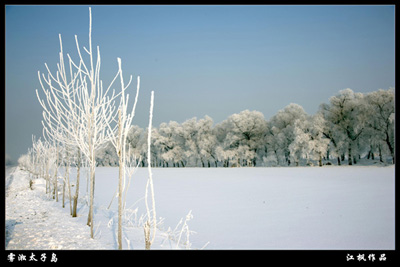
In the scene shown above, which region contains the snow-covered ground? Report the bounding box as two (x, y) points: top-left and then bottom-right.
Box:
(6, 167), (106, 249)
(5, 165), (395, 250)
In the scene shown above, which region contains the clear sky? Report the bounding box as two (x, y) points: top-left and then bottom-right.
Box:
(5, 5), (395, 163)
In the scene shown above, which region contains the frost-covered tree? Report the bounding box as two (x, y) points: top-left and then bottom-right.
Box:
(308, 113), (330, 166)
(30, 136), (43, 179)
(126, 125), (145, 164)
(96, 141), (119, 166)
(46, 143), (58, 200)
(139, 127), (159, 167)
(365, 88), (395, 163)
(199, 133), (218, 167)
(289, 113), (330, 166)
(154, 121), (185, 167)
(179, 118), (201, 167)
(224, 110), (267, 166)
(268, 103), (308, 166)
(40, 124), (73, 211)
(214, 120), (232, 167)
(320, 89), (368, 165)
(177, 116), (215, 167)
(102, 57), (140, 250)
(289, 118), (312, 166)
(263, 123), (280, 166)
(197, 116), (218, 167)
(144, 91), (156, 249)
(38, 140), (55, 198)
(71, 146), (83, 217)
(18, 151), (34, 174)
(319, 106), (347, 165)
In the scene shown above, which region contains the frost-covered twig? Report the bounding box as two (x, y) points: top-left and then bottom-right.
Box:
(199, 241), (210, 250)
(163, 210), (198, 249)
(176, 210), (192, 249)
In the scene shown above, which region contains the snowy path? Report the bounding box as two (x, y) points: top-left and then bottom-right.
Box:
(5, 166), (185, 250)
(6, 167), (107, 249)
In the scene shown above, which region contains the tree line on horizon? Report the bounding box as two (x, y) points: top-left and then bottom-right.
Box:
(94, 87), (394, 168)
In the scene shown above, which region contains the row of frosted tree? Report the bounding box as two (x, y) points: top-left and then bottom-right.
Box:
(18, 8), (157, 250)
(95, 88), (394, 168)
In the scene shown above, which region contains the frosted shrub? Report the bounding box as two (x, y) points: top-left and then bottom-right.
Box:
(164, 210), (196, 249)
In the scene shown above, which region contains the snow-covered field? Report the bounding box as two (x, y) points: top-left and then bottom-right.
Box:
(5, 165), (395, 250)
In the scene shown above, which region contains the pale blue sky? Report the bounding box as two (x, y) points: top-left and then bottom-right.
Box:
(5, 5), (395, 162)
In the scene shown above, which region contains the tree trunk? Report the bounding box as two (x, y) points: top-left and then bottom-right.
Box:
(118, 154), (123, 250)
(144, 221), (151, 250)
(45, 175), (49, 194)
(371, 145), (375, 160)
(54, 144), (59, 202)
(72, 148), (81, 218)
(62, 177), (65, 208)
(64, 148), (72, 215)
(46, 160), (50, 195)
(385, 131), (394, 164)
(66, 165), (72, 215)
(62, 148), (66, 208)
(274, 150), (280, 166)
(87, 151), (95, 239)
(118, 110), (123, 250)
(89, 164), (95, 238)
(348, 145), (353, 165)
